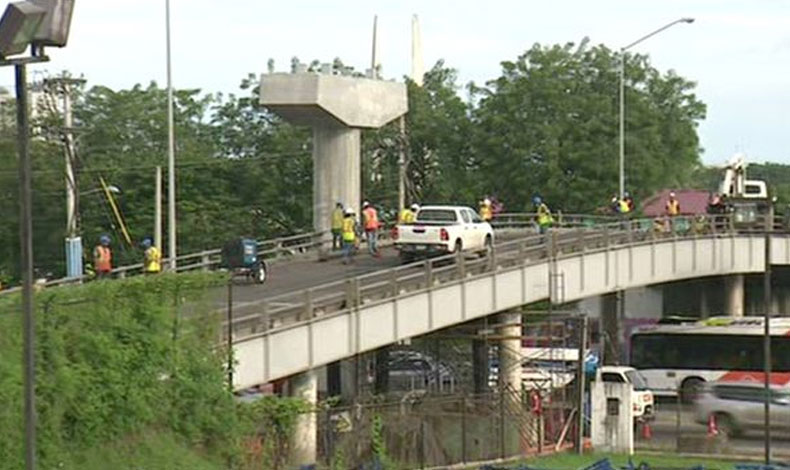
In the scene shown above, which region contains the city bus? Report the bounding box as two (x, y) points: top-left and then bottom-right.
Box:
(629, 316), (790, 401)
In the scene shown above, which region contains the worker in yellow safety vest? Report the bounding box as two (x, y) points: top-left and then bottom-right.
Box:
(534, 196), (553, 234)
(331, 202), (344, 250)
(665, 191), (680, 216)
(142, 237), (161, 274)
(399, 203), (419, 224)
(341, 207), (357, 264)
(479, 198), (493, 222)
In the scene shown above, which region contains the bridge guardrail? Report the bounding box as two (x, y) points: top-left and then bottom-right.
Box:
(0, 231), (326, 296)
(0, 212), (617, 296)
(226, 213), (782, 341)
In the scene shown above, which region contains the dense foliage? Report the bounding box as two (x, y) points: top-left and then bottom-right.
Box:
(0, 273), (310, 469)
(0, 39), (711, 283)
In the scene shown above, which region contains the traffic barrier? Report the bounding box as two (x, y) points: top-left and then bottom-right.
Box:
(640, 421), (653, 440)
(706, 413), (718, 437)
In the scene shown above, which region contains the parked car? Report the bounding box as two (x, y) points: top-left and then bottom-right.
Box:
(693, 381), (790, 437)
(387, 349), (455, 392)
(394, 205), (494, 263)
(595, 365), (655, 422)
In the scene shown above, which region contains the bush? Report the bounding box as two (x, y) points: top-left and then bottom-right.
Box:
(0, 273), (243, 469)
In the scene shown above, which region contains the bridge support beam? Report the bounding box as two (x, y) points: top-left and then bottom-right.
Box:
(497, 312), (522, 395)
(725, 274), (745, 317)
(290, 370), (317, 467)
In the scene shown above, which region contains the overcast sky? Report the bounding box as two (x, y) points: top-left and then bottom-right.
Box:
(3, 0), (789, 165)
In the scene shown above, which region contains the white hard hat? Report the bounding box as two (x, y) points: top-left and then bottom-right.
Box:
(410, 203), (420, 211)
(669, 191), (676, 198)
(484, 198), (491, 205)
(362, 201), (370, 207)
(344, 207), (354, 215)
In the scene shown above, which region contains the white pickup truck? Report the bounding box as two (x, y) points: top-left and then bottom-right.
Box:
(394, 205), (494, 263)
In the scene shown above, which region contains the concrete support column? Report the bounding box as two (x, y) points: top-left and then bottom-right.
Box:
(290, 370), (318, 467)
(601, 293), (621, 365)
(699, 282), (710, 319)
(313, 127), (361, 256)
(472, 338), (489, 394)
(497, 312), (522, 395)
(374, 346), (389, 395)
(725, 274), (745, 317)
(327, 361), (341, 398)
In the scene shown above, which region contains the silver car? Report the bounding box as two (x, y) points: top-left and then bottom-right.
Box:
(694, 381), (790, 437)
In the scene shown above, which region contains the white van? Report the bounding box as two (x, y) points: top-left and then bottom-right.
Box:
(596, 365), (655, 421)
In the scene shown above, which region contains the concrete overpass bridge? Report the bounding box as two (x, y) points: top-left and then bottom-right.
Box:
(225, 216), (790, 465)
(229, 218), (790, 390)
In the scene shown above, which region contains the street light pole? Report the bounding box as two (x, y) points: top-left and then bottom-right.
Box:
(16, 60), (36, 470)
(618, 17), (694, 199)
(165, 0), (176, 270)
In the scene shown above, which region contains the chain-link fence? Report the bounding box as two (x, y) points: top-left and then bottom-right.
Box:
(315, 387), (579, 469)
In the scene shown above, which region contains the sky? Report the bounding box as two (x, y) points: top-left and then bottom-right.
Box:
(2, 0), (789, 165)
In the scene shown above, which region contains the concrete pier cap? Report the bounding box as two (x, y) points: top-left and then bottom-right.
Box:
(259, 71), (408, 256)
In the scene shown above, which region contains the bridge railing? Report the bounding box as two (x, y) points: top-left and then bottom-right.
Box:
(0, 231), (325, 296)
(226, 213), (782, 341)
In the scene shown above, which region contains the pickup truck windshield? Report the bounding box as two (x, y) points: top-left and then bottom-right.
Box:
(416, 209), (458, 223)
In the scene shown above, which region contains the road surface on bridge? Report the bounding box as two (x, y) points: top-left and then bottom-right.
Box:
(214, 230), (541, 313)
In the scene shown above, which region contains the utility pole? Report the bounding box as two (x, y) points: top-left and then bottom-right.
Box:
(398, 116), (406, 212)
(165, 0), (177, 270)
(45, 74), (85, 278)
(155, 166), (162, 253)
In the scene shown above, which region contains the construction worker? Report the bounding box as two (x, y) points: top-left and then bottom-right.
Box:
(666, 191), (681, 232)
(623, 191), (635, 212)
(362, 201), (381, 257)
(399, 203), (419, 224)
(142, 237), (161, 274)
(479, 198), (493, 222)
(341, 207), (357, 264)
(93, 234), (112, 279)
(666, 191), (681, 216)
(534, 196), (553, 234)
(331, 202), (344, 251)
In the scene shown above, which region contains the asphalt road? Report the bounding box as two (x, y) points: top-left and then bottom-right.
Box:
(213, 229), (551, 315)
(638, 402), (790, 459)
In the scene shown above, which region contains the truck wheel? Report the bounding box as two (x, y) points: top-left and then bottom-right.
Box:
(481, 235), (493, 258)
(254, 262), (267, 284)
(714, 412), (740, 438)
(680, 377), (704, 403)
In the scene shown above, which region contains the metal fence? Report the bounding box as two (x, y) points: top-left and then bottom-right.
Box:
(316, 388), (561, 469)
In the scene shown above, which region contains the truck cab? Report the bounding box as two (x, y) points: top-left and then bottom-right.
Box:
(595, 365), (654, 421)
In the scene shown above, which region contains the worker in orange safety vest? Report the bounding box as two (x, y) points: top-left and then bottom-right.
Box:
(362, 201), (381, 257)
(93, 234), (113, 279)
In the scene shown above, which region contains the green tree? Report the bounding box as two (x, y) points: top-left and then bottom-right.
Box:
(472, 40), (706, 212)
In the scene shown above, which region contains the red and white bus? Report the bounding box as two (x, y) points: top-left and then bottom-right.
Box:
(629, 316), (790, 400)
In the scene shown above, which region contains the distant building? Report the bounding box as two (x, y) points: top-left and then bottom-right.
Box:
(641, 189), (710, 217)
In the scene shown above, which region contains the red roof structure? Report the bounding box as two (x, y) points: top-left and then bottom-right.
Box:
(641, 189), (711, 217)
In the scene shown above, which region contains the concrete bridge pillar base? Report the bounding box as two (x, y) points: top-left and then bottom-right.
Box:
(497, 312), (522, 395)
(313, 127), (361, 257)
(725, 274), (745, 317)
(290, 370), (318, 467)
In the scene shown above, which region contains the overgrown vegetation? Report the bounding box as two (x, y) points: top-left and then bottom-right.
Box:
(0, 273), (308, 470)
